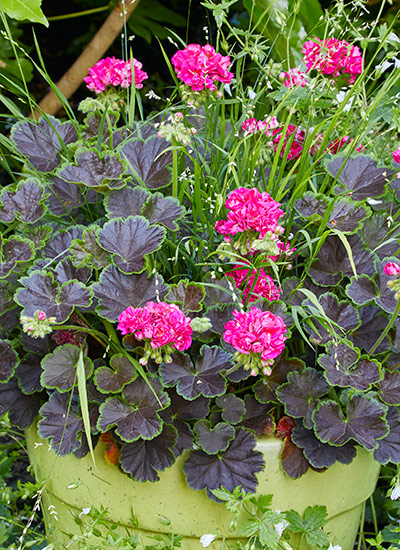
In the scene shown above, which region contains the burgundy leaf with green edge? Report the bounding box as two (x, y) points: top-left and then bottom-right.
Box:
(38, 392), (84, 455)
(45, 226), (85, 261)
(240, 395), (275, 436)
(47, 176), (85, 216)
(203, 278), (236, 308)
(194, 420), (235, 454)
(58, 148), (128, 192)
(327, 198), (370, 233)
(105, 187), (150, 219)
(0, 379), (42, 429)
(326, 155), (392, 200)
(304, 292), (360, 345)
(15, 355), (42, 394)
(83, 111), (119, 140)
(350, 306), (390, 354)
(92, 265), (168, 322)
(360, 213), (400, 259)
(160, 346), (231, 400)
(97, 216), (165, 274)
(11, 116), (78, 172)
(142, 193), (185, 231)
(345, 274), (377, 306)
(295, 193), (326, 220)
(15, 271), (93, 323)
(70, 227), (109, 270)
(166, 280), (205, 313)
(376, 370), (400, 405)
(23, 226), (52, 251)
(120, 424), (177, 482)
(281, 277), (325, 307)
(254, 355), (305, 404)
(216, 394), (245, 424)
(374, 406), (400, 464)
(319, 342), (382, 390)
(280, 436), (310, 479)
(313, 392), (388, 449)
(55, 257), (91, 286)
(0, 339), (19, 383)
(204, 304), (236, 336)
(40, 344), (93, 393)
(97, 377), (169, 442)
(0, 179), (47, 223)
(276, 368), (330, 428)
(94, 354), (137, 394)
(291, 425), (356, 469)
(118, 137), (173, 189)
(183, 428), (265, 501)
(0, 236), (34, 279)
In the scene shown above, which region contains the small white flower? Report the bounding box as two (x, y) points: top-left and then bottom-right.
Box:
(248, 88), (257, 100)
(200, 534), (217, 547)
(79, 507), (91, 518)
(274, 519), (289, 537)
(390, 484), (400, 500)
(328, 544), (342, 550)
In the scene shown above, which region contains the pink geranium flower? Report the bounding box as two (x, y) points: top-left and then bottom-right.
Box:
(392, 148), (400, 164)
(384, 262), (400, 276)
(279, 68), (308, 88)
(84, 56), (148, 93)
(227, 265), (281, 303)
(272, 124), (306, 160)
(241, 116), (279, 137)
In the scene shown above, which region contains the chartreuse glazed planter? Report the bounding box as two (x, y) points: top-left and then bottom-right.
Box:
(25, 423), (380, 550)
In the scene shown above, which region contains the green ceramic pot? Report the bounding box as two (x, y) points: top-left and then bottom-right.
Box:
(25, 423), (380, 550)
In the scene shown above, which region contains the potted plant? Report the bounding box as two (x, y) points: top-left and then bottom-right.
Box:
(1, 12), (400, 550)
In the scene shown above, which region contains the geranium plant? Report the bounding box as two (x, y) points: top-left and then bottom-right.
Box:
(1, 8), (400, 505)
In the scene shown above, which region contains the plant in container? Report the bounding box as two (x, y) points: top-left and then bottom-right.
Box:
(1, 5), (400, 549)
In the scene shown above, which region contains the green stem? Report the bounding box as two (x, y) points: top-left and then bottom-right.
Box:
(47, 5), (111, 21)
(369, 298), (400, 355)
(172, 137), (179, 199)
(103, 319), (120, 346)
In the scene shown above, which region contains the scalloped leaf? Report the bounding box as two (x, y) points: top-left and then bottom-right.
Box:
(254, 355), (305, 404)
(70, 227), (109, 270)
(47, 176), (85, 216)
(277, 368), (330, 428)
(295, 193), (326, 220)
(97, 377), (169, 442)
(105, 187), (150, 219)
(0, 379), (42, 429)
(373, 406), (400, 464)
(160, 346), (231, 400)
(327, 198), (370, 233)
(118, 137), (173, 189)
(15, 270), (92, 323)
(216, 394), (245, 424)
(11, 116), (78, 172)
(15, 355), (42, 394)
(291, 425), (357, 468)
(360, 213), (400, 259)
(183, 428), (264, 501)
(166, 280), (205, 313)
(376, 370), (400, 405)
(38, 392), (84, 455)
(0, 236), (34, 279)
(58, 148), (127, 192)
(97, 216), (165, 274)
(24, 226), (52, 250)
(45, 226), (85, 261)
(55, 257), (91, 286)
(319, 342), (382, 390)
(240, 395), (275, 436)
(313, 392), (388, 449)
(195, 420), (235, 454)
(326, 155), (392, 200)
(94, 354), (137, 394)
(350, 306), (390, 354)
(92, 265), (168, 321)
(0, 340), (19, 383)
(41, 344), (93, 392)
(142, 193), (185, 231)
(0, 179), (47, 223)
(203, 278), (236, 308)
(120, 424), (177, 482)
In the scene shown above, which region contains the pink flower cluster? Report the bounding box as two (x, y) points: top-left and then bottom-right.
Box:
(279, 68), (308, 89)
(393, 148), (400, 164)
(227, 265), (281, 303)
(241, 116), (279, 137)
(117, 301), (192, 364)
(384, 262), (400, 276)
(84, 56), (148, 94)
(171, 44), (234, 91)
(272, 124), (306, 160)
(223, 307), (286, 375)
(215, 187), (284, 239)
(302, 37), (363, 84)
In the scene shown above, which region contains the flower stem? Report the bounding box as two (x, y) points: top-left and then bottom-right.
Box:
(172, 137), (179, 199)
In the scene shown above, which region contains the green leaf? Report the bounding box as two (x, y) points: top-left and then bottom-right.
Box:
(76, 348), (96, 470)
(0, 0), (48, 26)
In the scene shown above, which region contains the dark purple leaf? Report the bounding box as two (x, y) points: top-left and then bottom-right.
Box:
(92, 265), (168, 321)
(183, 428), (265, 501)
(295, 193), (326, 219)
(327, 199), (369, 233)
(70, 227), (109, 270)
(346, 275), (377, 306)
(120, 424), (177, 482)
(216, 394), (245, 424)
(47, 176), (85, 216)
(15, 270), (93, 323)
(326, 155), (392, 200)
(0, 339), (18, 382)
(83, 112), (118, 140)
(119, 137), (173, 189)
(254, 355), (305, 404)
(54, 257), (91, 285)
(105, 187), (149, 219)
(0, 378), (41, 429)
(58, 148), (127, 192)
(281, 436), (310, 479)
(142, 193), (185, 231)
(11, 116), (78, 172)
(374, 407), (400, 464)
(41, 344), (93, 392)
(0, 281), (18, 325)
(169, 420), (194, 457)
(292, 425), (357, 468)
(94, 354), (137, 394)
(205, 304), (236, 337)
(112, 123), (157, 147)
(282, 277), (325, 307)
(45, 226), (85, 261)
(313, 392), (388, 449)
(240, 395), (275, 436)
(350, 306), (390, 353)
(194, 420), (235, 454)
(0, 236), (34, 279)
(97, 216), (165, 274)
(319, 342), (382, 390)
(167, 280), (205, 313)
(24, 226), (52, 250)
(97, 377), (169, 442)
(160, 346), (231, 400)
(0, 179), (46, 223)
(203, 278), (235, 308)
(376, 370), (400, 405)
(15, 354), (42, 394)
(162, 390), (210, 421)
(277, 368), (330, 428)
(38, 392), (83, 455)
(360, 213), (400, 259)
